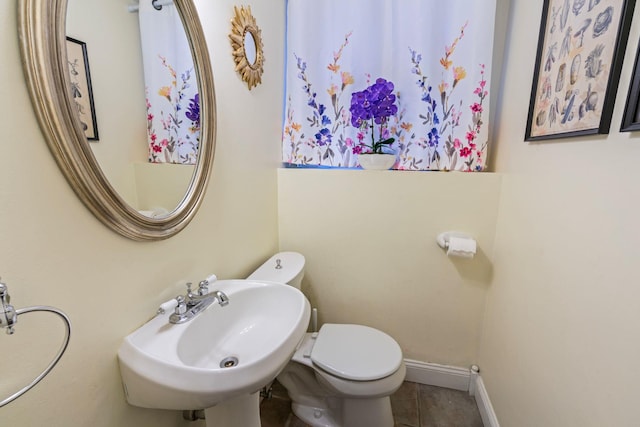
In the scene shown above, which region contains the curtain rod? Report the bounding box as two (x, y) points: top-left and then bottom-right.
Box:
(128, 0), (174, 13)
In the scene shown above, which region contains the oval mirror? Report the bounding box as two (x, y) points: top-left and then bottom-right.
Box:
(18, 0), (216, 241)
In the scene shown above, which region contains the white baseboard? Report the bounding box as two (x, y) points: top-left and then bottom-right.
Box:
(472, 375), (500, 427)
(403, 359), (499, 427)
(404, 359), (470, 391)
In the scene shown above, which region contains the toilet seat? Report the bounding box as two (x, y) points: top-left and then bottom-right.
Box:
(310, 324), (403, 381)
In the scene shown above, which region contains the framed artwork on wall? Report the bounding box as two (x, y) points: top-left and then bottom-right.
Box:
(66, 37), (99, 141)
(621, 38), (640, 132)
(525, 0), (636, 141)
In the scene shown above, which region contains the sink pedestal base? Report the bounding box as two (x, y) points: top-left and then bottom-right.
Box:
(204, 392), (261, 427)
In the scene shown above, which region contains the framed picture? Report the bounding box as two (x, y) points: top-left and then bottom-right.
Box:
(621, 38), (640, 132)
(66, 37), (99, 141)
(525, 0), (635, 141)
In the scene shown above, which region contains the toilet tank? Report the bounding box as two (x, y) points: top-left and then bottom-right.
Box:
(247, 252), (305, 289)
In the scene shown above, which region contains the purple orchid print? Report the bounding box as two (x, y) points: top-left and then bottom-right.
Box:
(349, 78), (399, 154)
(185, 93), (200, 130)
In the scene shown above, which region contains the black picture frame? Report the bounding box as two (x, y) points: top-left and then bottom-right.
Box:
(66, 37), (99, 141)
(525, 0), (636, 141)
(620, 39), (640, 132)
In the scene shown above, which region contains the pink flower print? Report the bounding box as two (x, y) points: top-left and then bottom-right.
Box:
(466, 131), (476, 143)
(459, 147), (472, 158)
(345, 137), (354, 147)
(450, 108), (462, 126)
(160, 138), (169, 147)
(454, 138), (462, 149)
(341, 109), (350, 123)
(150, 132), (157, 142)
(471, 103), (483, 113)
(147, 113), (154, 121)
(357, 132), (365, 142)
(151, 143), (162, 153)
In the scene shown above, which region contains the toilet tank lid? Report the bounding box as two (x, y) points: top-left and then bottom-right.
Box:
(246, 252), (305, 284)
(311, 324), (403, 381)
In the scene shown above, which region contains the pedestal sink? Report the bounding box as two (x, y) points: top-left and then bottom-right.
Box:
(118, 279), (310, 427)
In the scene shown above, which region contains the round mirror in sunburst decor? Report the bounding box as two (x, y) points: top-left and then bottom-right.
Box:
(229, 5), (264, 90)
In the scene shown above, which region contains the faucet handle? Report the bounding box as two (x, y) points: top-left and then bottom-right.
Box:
(168, 296), (188, 324)
(197, 280), (209, 296)
(174, 296), (187, 315)
(185, 282), (194, 298)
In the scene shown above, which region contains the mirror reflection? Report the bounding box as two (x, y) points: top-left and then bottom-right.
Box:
(244, 31), (257, 66)
(66, 0), (198, 218)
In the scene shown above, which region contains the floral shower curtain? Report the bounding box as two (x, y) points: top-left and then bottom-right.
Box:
(283, 0), (497, 171)
(139, 1), (199, 164)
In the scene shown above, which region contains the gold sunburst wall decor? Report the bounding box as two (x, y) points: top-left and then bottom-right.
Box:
(229, 5), (264, 90)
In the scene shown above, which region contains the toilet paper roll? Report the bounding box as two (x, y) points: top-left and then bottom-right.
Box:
(447, 236), (477, 258)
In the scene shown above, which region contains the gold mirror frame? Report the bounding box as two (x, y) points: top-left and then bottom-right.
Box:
(229, 5), (264, 90)
(18, 0), (216, 241)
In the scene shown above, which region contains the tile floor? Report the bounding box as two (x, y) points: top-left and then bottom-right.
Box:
(260, 380), (484, 427)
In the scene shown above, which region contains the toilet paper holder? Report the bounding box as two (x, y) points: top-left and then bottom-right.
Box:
(436, 231), (475, 250)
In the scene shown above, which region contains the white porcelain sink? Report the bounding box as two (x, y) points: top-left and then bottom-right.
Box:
(118, 279), (310, 414)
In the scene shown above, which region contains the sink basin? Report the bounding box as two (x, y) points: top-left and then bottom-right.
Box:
(118, 279), (310, 411)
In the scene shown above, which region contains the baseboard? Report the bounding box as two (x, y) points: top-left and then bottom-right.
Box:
(403, 359), (499, 427)
(472, 375), (500, 427)
(403, 359), (470, 391)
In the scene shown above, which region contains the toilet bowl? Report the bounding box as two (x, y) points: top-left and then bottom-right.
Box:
(247, 252), (406, 427)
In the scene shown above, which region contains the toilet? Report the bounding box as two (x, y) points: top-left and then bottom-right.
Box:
(247, 252), (406, 427)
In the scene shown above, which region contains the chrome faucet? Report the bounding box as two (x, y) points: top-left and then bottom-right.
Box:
(169, 279), (229, 324)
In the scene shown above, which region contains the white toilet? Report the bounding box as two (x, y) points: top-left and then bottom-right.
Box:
(247, 252), (406, 427)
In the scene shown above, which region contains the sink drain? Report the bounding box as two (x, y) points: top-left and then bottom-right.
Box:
(220, 356), (238, 368)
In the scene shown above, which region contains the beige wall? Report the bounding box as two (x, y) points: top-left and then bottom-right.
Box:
(0, 0), (284, 426)
(278, 169), (502, 366)
(480, 1), (640, 426)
